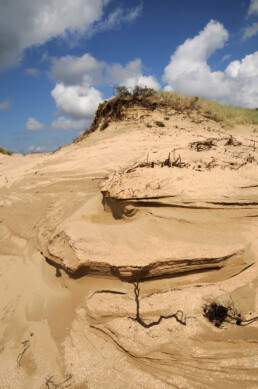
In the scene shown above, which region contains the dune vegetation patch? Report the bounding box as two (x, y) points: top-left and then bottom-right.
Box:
(75, 86), (258, 143)
(0, 146), (13, 155)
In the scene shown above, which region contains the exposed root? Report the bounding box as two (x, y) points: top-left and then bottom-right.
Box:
(131, 276), (191, 328)
(203, 301), (258, 328)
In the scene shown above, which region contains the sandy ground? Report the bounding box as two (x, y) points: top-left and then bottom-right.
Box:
(0, 104), (258, 388)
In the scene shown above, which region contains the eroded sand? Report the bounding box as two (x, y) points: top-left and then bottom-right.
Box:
(0, 104), (257, 388)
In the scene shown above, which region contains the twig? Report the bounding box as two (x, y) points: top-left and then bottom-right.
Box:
(45, 374), (73, 389)
(17, 340), (30, 367)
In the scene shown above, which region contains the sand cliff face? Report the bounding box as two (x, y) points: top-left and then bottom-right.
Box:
(0, 100), (257, 388)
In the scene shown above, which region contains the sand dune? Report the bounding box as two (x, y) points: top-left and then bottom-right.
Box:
(0, 97), (257, 388)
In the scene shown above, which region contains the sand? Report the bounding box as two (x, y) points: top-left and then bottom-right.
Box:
(0, 102), (257, 388)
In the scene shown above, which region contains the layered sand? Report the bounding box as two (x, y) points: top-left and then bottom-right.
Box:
(0, 101), (257, 388)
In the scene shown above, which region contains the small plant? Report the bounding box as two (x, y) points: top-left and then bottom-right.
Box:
(155, 121), (165, 127)
(0, 147), (13, 155)
(164, 117), (169, 120)
(146, 123), (152, 128)
(100, 120), (109, 131)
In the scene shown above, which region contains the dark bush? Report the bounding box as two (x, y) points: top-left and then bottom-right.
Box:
(132, 85), (157, 98)
(155, 121), (165, 127)
(203, 303), (228, 327)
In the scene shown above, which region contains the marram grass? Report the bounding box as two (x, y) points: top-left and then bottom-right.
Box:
(158, 91), (258, 127)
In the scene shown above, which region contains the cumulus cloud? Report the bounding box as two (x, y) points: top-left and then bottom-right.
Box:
(163, 20), (258, 108)
(243, 22), (258, 40)
(50, 54), (105, 86)
(25, 117), (44, 131)
(248, 0), (258, 16)
(51, 83), (103, 119)
(0, 0), (142, 71)
(51, 116), (90, 131)
(0, 99), (11, 110)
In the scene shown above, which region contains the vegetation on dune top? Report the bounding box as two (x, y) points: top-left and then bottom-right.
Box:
(0, 146), (13, 155)
(75, 85), (258, 142)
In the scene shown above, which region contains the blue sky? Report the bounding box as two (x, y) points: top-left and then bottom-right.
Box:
(0, 0), (258, 154)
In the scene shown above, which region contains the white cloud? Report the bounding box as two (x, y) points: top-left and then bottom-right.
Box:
(163, 20), (258, 108)
(51, 83), (103, 119)
(50, 54), (105, 85)
(25, 117), (44, 131)
(0, 99), (11, 110)
(51, 116), (90, 131)
(248, 0), (258, 16)
(243, 22), (258, 40)
(0, 0), (142, 71)
(25, 68), (40, 76)
(0, 0), (108, 70)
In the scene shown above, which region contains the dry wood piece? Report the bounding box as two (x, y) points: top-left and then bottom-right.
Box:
(190, 138), (216, 152)
(125, 152), (188, 173)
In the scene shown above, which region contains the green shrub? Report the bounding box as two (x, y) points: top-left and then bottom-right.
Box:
(113, 85), (157, 98)
(132, 85), (157, 97)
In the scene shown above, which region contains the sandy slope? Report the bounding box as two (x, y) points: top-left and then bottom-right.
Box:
(0, 103), (257, 388)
